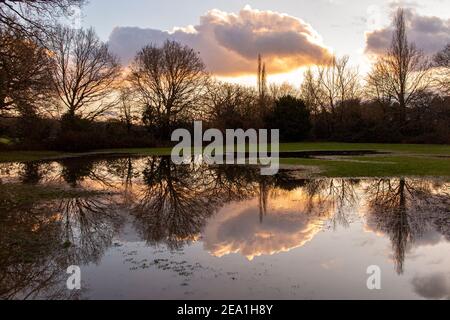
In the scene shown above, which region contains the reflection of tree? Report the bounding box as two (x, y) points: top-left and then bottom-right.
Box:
(104, 157), (140, 206)
(57, 196), (123, 265)
(0, 183), (123, 299)
(303, 179), (359, 228)
(19, 162), (42, 184)
(7, 155), (449, 297)
(365, 178), (450, 274)
(210, 164), (260, 201)
(0, 203), (75, 299)
(19, 162), (56, 185)
(132, 157), (230, 249)
(213, 164), (273, 223)
(59, 157), (119, 189)
(60, 158), (95, 187)
(132, 157), (332, 248)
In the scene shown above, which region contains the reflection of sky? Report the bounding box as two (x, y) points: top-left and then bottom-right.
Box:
(3, 158), (450, 299)
(203, 189), (330, 260)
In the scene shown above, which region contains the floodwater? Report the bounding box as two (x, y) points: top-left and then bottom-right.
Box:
(0, 155), (449, 300)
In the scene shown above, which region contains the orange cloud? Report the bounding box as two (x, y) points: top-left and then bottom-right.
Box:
(108, 6), (332, 76)
(202, 189), (331, 260)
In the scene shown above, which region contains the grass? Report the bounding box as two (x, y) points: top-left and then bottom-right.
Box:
(280, 155), (450, 178)
(0, 142), (448, 177)
(279, 142), (450, 155)
(0, 137), (12, 145)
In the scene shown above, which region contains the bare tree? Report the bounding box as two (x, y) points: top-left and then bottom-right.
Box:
(268, 82), (299, 100)
(366, 9), (431, 122)
(130, 40), (208, 139)
(299, 68), (321, 114)
(0, 0), (85, 40)
(49, 26), (121, 121)
(256, 54), (270, 124)
(433, 44), (450, 96)
(204, 80), (257, 130)
(0, 27), (54, 117)
(118, 86), (139, 133)
(301, 55), (360, 115)
(300, 55), (360, 134)
(257, 54), (267, 99)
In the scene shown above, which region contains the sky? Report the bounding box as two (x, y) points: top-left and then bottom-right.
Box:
(79, 0), (450, 86)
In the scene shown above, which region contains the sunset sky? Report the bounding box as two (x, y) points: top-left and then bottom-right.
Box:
(80, 0), (450, 86)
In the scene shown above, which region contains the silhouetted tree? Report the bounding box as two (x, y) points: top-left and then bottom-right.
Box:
(49, 26), (121, 122)
(0, 0), (85, 41)
(130, 40), (208, 140)
(256, 54), (270, 126)
(269, 82), (299, 100)
(366, 9), (431, 124)
(265, 95), (311, 141)
(0, 27), (53, 118)
(118, 86), (139, 133)
(433, 44), (450, 95)
(204, 81), (257, 130)
(300, 55), (360, 135)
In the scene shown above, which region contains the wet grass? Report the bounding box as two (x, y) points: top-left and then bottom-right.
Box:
(94, 143), (450, 177)
(279, 142), (450, 155)
(0, 142), (448, 177)
(281, 155), (450, 178)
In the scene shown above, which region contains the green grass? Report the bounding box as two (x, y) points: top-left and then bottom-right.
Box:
(111, 143), (450, 177)
(0, 142), (448, 177)
(280, 155), (450, 178)
(279, 142), (450, 155)
(106, 142), (450, 156)
(0, 137), (12, 145)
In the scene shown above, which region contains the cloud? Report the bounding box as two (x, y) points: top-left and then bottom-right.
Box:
(108, 6), (332, 76)
(411, 273), (450, 299)
(365, 7), (450, 56)
(202, 189), (331, 260)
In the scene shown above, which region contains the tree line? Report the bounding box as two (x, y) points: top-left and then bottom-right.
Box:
(1, 3), (449, 151)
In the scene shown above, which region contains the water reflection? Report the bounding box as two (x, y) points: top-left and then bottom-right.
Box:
(365, 179), (450, 274)
(57, 196), (123, 264)
(203, 190), (330, 260)
(0, 156), (449, 299)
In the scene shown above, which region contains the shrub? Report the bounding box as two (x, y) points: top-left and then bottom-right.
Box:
(265, 95), (311, 142)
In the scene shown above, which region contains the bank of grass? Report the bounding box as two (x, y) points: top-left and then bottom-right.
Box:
(0, 142), (448, 177)
(280, 155), (450, 178)
(279, 142), (450, 155)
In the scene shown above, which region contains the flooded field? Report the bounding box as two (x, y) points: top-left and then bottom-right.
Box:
(0, 155), (449, 300)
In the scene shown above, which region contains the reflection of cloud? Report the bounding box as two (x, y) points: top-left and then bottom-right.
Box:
(202, 189), (329, 260)
(108, 6), (332, 75)
(413, 228), (443, 247)
(411, 273), (450, 300)
(365, 7), (450, 55)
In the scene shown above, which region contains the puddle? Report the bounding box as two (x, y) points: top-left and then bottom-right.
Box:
(0, 155), (449, 299)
